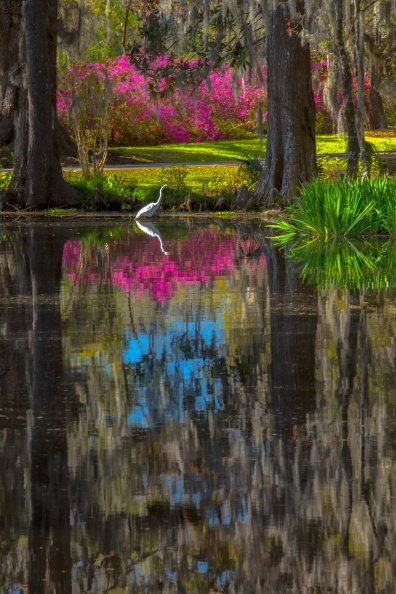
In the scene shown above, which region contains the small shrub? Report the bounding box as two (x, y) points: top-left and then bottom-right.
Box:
(58, 62), (115, 177)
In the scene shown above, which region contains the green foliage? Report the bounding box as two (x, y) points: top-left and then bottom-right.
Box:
(67, 172), (130, 203)
(281, 237), (396, 290)
(131, 186), (160, 203)
(99, 164), (240, 205)
(271, 177), (396, 240)
(316, 110), (334, 134)
(0, 173), (12, 192)
(317, 156), (347, 180)
(59, 0), (139, 61)
(370, 177), (396, 235)
(160, 166), (188, 198)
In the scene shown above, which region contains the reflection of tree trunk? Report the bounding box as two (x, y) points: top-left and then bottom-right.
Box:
(27, 226), (72, 594)
(338, 304), (360, 552)
(358, 313), (375, 593)
(0, 228), (33, 552)
(261, 240), (318, 437)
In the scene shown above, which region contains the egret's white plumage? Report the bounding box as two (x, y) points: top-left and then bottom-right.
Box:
(135, 184), (168, 219)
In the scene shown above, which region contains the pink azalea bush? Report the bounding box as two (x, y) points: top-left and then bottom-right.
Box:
(58, 55), (266, 145)
(57, 56), (373, 147)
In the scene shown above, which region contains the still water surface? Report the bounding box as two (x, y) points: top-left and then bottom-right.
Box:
(0, 218), (396, 593)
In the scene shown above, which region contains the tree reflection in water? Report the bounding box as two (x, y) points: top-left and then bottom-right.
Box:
(0, 220), (395, 592)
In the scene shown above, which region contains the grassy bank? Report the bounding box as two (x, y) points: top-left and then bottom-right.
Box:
(2, 133), (396, 212)
(112, 132), (396, 164)
(91, 133), (396, 207)
(63, 164), (243, 211)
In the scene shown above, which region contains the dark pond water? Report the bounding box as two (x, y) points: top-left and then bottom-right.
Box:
(0, 218), (396, 593)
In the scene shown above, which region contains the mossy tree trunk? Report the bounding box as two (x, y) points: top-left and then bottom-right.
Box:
(334, 0), (360, 182)
(0, 0), (21, 146)
(368, 66), (387, 130)
(254, 2), (317, 207)
(354, 0), (370, 178)
(1, 0), (79, 209)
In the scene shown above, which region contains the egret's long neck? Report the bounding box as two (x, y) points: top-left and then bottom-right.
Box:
(156, 186), (166, 205)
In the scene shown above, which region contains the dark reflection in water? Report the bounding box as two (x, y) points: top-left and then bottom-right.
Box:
(0, 219), (396, 593)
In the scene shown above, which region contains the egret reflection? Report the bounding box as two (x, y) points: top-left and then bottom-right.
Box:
(135, 220), (170, 255)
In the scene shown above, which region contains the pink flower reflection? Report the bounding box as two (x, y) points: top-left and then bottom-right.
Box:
(63, 229), (265, 302)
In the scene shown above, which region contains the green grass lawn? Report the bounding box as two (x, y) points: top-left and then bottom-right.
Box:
(114, 138), (265, 163)
(128, 164), (241, 193)
(62, 132), (396, 207)
(65, 165), (242, 203)
(113, 133), (396, 164)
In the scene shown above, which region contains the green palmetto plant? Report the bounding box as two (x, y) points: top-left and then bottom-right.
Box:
(270, 177), (396, 241)
(370, 176), (396, 236)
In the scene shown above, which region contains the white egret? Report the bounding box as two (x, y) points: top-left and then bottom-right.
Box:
(135, 184), (168, 219)
(135, 220), (170, 255)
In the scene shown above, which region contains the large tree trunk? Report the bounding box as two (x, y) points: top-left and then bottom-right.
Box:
(254, 3), (317, 206)
(1, 0), (80, 209)
(0, 0), (21, 146)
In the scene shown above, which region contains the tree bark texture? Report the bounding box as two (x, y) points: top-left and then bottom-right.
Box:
(354, 0), (370, 178)
(1, 0), (79, 209)
(334, 0), (360, 181)
(254, 3), (317, 206)
(0, 0), (22, 146)
(368, 66), (387, 130)
(24, 0), (62, 207)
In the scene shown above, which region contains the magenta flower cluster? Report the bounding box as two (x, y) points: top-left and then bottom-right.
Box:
(58, 55), (267, 145)
(57, 56), (372, 145)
